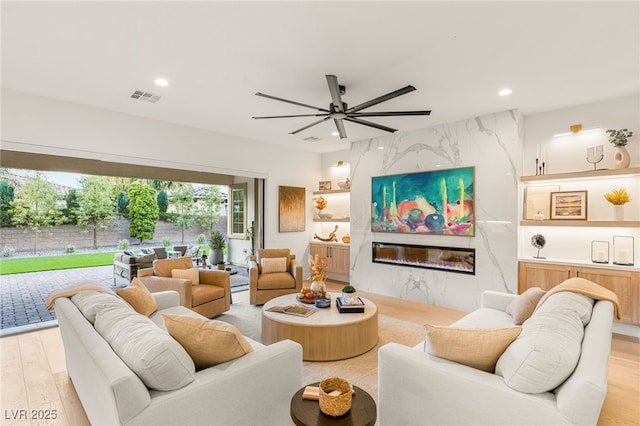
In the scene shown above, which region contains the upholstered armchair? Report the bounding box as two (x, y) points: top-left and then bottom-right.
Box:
(249, 248), (303, 305)
(138, 256), (230, 318)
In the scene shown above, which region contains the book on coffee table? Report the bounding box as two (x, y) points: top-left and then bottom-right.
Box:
(266, 304), (318, 317)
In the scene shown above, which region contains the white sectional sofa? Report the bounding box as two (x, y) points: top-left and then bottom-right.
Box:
(378, 290), (615, 425)
(55, 290), (303, 425)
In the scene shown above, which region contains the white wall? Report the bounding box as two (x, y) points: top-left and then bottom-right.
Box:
(347, 110), (523, 313)
(1, 89), (321, 265)
(523, 94), (639, 175)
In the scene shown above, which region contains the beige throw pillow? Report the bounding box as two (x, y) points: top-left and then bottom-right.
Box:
(260, 257), (287, 274)
(163, 314), (254, 370)
(116, 278), (158, 316)
(171, 267), (200, 285)
(506, 287), (547, 325)
(424, 324), (522, 373)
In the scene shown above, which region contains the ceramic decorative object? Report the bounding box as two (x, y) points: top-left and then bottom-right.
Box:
(337, 177), (351, 189)
(310, 280), (326, 296)
(606, 128), (633, 169)
(613, 205), (625, 221)
(613, 146), (631, 169)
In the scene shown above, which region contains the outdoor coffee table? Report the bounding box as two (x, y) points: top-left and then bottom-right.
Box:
(290, 382), (377, 426)
(262, 292), (378, 361)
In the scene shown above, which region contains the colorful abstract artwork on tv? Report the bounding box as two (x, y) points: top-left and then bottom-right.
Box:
(371, 167), (475, 236)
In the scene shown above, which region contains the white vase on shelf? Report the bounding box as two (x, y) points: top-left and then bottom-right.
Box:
(613, 205), (625, 221)
(613, 146), (631, 169)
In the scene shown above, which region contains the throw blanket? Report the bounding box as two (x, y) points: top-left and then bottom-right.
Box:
(535, 277), (621, 320)
(46, 281), (115, 310)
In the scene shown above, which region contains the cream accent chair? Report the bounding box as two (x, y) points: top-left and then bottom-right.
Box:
(249, 248), (303, 305)
(138, 256), (230, 318)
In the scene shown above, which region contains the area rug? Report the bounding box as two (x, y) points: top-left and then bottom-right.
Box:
(216, 299), (425, 403)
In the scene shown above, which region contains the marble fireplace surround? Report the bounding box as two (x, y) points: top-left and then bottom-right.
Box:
(349, 110), (523, 314)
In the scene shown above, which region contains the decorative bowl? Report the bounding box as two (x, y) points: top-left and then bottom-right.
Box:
(315, 297), (331, 308)
(318, 212), (333, 219)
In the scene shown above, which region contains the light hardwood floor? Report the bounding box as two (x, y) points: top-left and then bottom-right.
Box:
(1, 286), (638, 426)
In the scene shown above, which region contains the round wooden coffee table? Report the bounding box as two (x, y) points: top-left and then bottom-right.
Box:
(262, 292), (378, 361)
(290, 382), (377, 426)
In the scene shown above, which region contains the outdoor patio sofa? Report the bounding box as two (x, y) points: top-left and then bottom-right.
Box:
(113, 247), (167, 285)
(54, 289), (303, 425)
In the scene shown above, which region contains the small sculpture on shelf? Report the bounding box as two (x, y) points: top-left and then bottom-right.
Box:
(531, 234), (546, 259)
(314, 225), (339, 242)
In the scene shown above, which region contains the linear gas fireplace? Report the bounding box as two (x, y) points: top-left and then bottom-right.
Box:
(372, 242), (475, 275)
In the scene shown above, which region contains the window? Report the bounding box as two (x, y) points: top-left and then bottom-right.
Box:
(228, 183), (247, 239)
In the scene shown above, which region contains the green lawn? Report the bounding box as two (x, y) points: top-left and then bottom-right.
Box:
(0, 252), (116, 275)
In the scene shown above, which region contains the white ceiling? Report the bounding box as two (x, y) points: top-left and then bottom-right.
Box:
(2, 1), (638, 154)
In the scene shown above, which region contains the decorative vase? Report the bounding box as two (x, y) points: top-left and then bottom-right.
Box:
(310, 280), (326, 295)
(613, 205), (625, 221)
(342, 291), (357, 302)
(613, 146), (631, 169)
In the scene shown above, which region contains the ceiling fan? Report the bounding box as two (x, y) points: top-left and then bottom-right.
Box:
(252, 75), (431, 139)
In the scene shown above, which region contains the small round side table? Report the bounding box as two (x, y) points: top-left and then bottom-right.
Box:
(290, 382), (377, 426)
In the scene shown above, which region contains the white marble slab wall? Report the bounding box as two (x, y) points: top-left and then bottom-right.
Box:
(349, 110), (523, 313)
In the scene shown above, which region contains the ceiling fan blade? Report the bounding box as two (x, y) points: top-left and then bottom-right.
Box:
(344, 117), (398, 133)
(253, 113), (329, 119)
(255, 92), (330, 112)
(351, 110), (431, 117)
(289, 116), (332, 135)
(334, 119), (347, 139)
(347, 85), (416, 113)
(326, 75), (344, 112)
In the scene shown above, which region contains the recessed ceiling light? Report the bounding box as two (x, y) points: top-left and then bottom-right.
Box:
(498, 88), (512, 97)
(331, 131), (340, 136)
(154, 78), (169, 87)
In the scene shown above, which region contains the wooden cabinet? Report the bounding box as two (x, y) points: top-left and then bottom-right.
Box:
(518, 261), (640, 324)
(310, 243), (350, 275)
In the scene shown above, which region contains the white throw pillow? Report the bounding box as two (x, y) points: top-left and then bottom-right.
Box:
(260, 257), (287, 274)
(495, 292), (594, 393)
(94, 305), (195, 391)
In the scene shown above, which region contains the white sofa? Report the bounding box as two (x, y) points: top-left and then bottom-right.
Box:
(378, 290), (614, 425)
(54, 290), (303, 425)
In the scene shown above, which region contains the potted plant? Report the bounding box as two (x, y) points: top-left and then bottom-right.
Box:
(606, 128), (633, 169)
(604, 188), (631, 221)
(342, 284), (357, 301)
(209, 230), (226, 266)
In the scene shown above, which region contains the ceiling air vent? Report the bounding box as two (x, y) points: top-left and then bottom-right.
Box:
(130, 90), (161, 103)
(303, 136), (321, 142)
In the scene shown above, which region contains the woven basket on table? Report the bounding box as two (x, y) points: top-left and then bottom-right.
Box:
(319, 377), (352, 417)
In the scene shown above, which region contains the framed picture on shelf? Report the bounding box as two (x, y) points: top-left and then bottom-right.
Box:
(550, 190), (588, 220)
(318, 180), (332, 191)
(524, 185), (559, 220)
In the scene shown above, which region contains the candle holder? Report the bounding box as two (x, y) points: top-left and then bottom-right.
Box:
(591, 241), (609, 264)
(613, 236), (634, 266)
